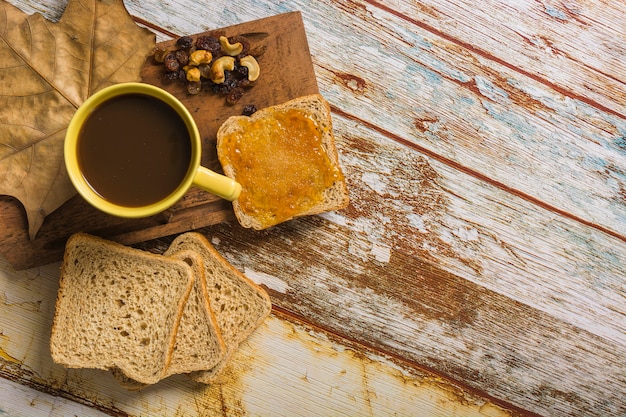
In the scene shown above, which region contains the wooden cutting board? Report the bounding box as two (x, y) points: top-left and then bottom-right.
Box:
(0, 11), (319, 270)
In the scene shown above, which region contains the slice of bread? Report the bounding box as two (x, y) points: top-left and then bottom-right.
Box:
(217, 94), (349, 230)
(163, 250), (226, 375)
(111, 250), (227, 389)
(110, 367), (147, 391)
(50, 233), (194, 385)
(164, 232), (272, 384)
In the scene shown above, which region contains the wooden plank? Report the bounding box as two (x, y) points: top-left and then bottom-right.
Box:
(306, 0), (625, 238)
(118, 0), (626, 239)
(1, 1), (623, 417)
(0, 256), (524, 417)
(0, 378), (110, 417)
(375, 0), (626, 116)
(151, 113), (624, 417)
(0, 11), (319, 270)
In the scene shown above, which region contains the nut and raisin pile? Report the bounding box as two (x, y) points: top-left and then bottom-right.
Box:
(154, 34), (260, 108)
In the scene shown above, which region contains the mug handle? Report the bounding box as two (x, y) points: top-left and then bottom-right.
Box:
(193, 166), (242, 201)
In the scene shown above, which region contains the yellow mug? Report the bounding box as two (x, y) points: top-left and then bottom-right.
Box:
(64, 82), (241, 218)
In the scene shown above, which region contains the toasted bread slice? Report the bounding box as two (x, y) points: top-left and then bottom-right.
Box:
(217, 94), (349, 230)
(164, 232), (272, 384)
(50, 233), (194, 385)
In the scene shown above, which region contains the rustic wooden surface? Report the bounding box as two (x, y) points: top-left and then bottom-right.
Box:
(0, 11), (319, 270)
(1, 0), (625, 416)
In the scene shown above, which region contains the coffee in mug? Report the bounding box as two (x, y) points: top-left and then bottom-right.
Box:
(65, 83), (241, 218)
(78, 93), (192, 207)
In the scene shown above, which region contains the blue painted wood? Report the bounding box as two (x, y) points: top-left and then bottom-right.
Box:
(121, 0), (626, 238)
(2, 0), (625, 416)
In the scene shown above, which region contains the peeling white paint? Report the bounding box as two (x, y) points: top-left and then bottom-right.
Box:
(422, 241), (438, 253)
(0, 379), (111, 417)
(244, 268), (292, 293)
(362, 172), (387, 194)
(348, 238), (373, 262)
(319, 211), (349, 227)
(453, 227), (479, 242)
(474, 75), (511, 105)
(406, 213), (429, 233)
(371, 243), (392, 263)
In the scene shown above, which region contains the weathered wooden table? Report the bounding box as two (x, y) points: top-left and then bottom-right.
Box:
(1, 0), (624, 416)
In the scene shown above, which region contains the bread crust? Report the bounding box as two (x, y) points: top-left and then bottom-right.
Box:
(217, 94), (349, 230)
(112, 250), (227, 389)
(50, 233), (194, 385)
(51, 232), (271, 389)
(165, 250), (226, 375)
(165, 232), (272, 384)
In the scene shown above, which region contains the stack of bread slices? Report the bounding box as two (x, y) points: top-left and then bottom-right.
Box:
(50, 232), (271, 389)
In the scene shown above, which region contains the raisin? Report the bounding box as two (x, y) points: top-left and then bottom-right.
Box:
(222, 72), (239, 92)
(198, 63), (212, 79)
(196, 35), (221, 55)
(229, 36), (250, 56)
(176, 36), (194, 50)
(230, 65), (251, 88)
(175, 49), (189, 66)
(164, 71), (180, 82)
(164, 53), (180, 72)
(242, 104), (257, 116)
(226, 87), (245, 104)
(186, 81), (202, 95)
(233, 64), (248, 80)
(211, 81), (231, 95)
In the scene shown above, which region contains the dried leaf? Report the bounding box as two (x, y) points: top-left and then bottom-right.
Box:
(0, 0), (155, 239)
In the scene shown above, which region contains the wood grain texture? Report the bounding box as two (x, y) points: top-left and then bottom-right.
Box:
(0, 378), (111, 417)
(0, 257), (522, 417)
(184, 113), (625, 416)
(307, 0), (625, 238)
(1, 0), (624, 416)
(0, 11), (319, 270)
(118, 0), (626, 241)
(376, 0), (626, 116)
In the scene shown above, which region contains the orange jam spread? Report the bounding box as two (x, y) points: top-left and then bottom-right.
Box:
(220, 108), (344, 228)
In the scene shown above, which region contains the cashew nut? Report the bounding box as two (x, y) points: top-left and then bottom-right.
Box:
(188, 49), (213, 66)
(219, 36), (243, 56)
(210, 56), (235, 84)
(184, 66), (201, 83)
(239, 55), (260, 82)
